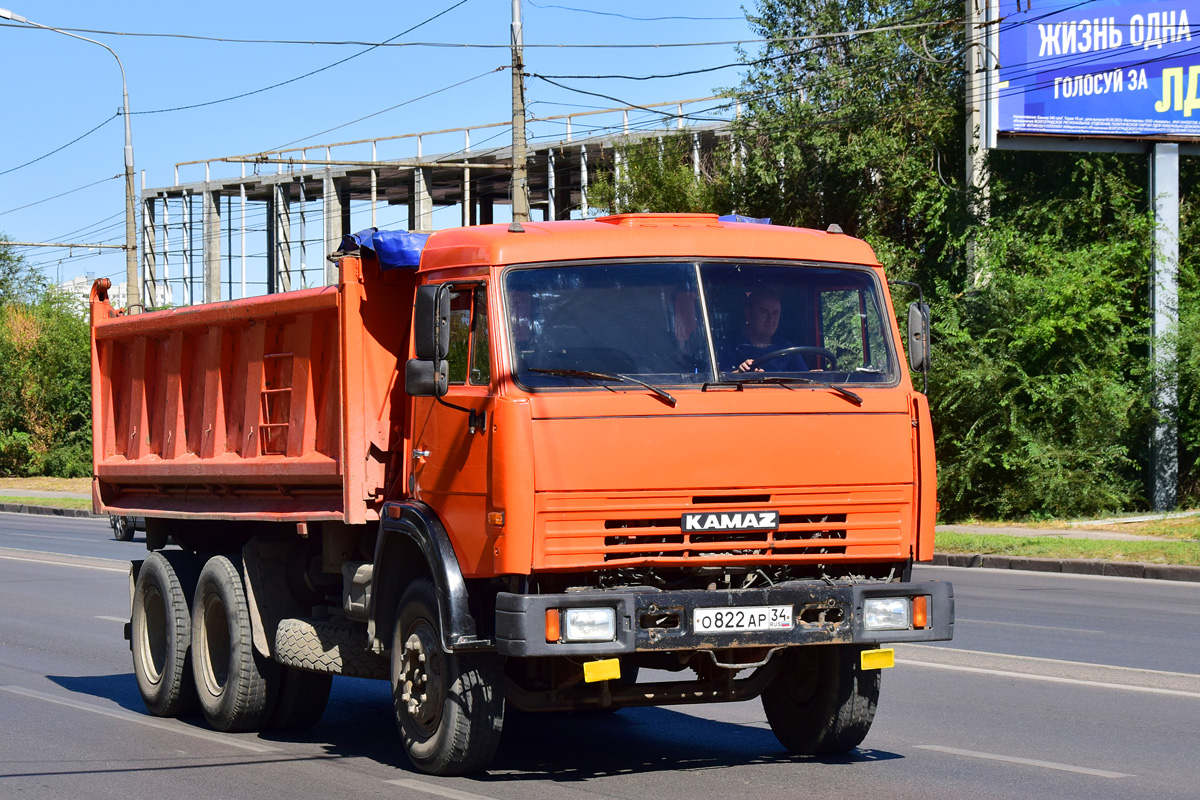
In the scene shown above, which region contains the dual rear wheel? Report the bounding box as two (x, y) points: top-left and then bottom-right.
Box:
(130, 552), (331, 732)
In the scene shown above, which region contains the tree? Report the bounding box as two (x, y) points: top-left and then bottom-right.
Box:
(0, 236), (92, 477)
(723, 1), (1160, 518)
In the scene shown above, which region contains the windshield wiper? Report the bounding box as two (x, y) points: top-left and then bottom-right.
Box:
(713, 375), (863, 406)
(528, 368), (677, 407)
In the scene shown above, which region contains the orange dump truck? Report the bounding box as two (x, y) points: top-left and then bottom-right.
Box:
(91, 213), (952, 775)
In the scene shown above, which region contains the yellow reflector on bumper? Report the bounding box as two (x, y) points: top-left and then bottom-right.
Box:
(583, 658), (622, 683)
(860, 648), (895, 671)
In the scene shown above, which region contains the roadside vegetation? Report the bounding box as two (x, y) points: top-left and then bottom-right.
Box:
(935, 532), (1200, 567)
(588, 0), (1200, 521)
(0, 235), (92, 479)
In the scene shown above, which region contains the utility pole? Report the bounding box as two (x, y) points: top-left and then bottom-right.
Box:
(511, 0), (529, 222)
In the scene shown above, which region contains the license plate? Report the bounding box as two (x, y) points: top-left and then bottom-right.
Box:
(693, 605), (793, 633)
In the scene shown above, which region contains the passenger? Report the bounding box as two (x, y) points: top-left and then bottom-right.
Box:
(722, 286), (808, 373)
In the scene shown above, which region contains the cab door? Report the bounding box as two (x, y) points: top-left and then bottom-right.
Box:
(409, 282), (495, 575)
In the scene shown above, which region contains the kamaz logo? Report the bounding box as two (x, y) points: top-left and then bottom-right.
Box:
(681, 511), (779, 532)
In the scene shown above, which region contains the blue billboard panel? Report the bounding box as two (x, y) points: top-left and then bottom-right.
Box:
(997, 1), (1200, 138)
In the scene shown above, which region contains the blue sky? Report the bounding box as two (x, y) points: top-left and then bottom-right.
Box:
(0, 1), (757, 292)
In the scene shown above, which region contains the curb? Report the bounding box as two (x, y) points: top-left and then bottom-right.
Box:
(931, 552), (1200, 583)
(0, 503), (101, 519)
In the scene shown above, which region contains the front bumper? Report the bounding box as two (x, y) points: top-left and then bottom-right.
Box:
(495, 579), (953, 657)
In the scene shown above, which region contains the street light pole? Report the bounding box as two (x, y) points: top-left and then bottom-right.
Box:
(0, 7), (139, 312)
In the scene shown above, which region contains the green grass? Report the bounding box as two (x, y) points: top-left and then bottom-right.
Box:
(936, 532), (1200, 566)
(0, 495), (92, 511)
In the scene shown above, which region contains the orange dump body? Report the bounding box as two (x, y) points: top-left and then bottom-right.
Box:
(91, 213), (936, 577)
(90, 257), (414, 525)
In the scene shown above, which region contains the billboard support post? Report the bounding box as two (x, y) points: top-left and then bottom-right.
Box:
(1151, 142), (1179, 510)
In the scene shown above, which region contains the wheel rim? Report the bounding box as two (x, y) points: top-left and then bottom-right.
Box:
(136, 585), (167, 684)
(198, 591), (231, 696)
(399, 620), (446, 739)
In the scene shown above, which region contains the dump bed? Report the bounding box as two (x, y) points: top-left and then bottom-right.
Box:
(90, 256), (414, 524)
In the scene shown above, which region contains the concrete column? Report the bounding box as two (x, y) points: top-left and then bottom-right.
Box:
(1151, 142), (1179, 510)
(274, 182), (292, 293)
(462, 168), (472, 227)
(322, 174), (343, 286)
(580, 145), (589, 218)
(141, 197), (157, 308)
(203, 186), (221, 303)
(410, 168), (432, 231)
(547, 148), (556, 221)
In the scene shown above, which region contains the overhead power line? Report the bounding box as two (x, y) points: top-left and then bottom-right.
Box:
(525, 1), (744, 21)
(0, 113), (118, 177)
(132, 0), (473, 115)
(0, 174), (121, 217)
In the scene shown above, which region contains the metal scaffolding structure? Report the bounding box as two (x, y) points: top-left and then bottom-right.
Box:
(139, 98), (734, 307)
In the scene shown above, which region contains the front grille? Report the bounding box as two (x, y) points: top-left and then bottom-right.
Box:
(602, 514), (847, 561)
(537, 487), (908, 569)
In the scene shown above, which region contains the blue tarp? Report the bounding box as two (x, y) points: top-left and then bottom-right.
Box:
(718, 214), (771, 225)
(340, 227), (430, 270)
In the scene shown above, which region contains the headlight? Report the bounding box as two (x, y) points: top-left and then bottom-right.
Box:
(562, 607), (617, 642)
(862, 597), (912, 631)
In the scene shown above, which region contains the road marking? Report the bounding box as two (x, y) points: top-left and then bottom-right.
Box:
(0, 686), (281, 753)
(3, 532), (98, 542)
(385, 779), (500, 800)
(0, 547), (126, 573)
(956, 618), (1104, 634)
(96, 615), (127, 623)
(897, 660), (1200, 698)
(916, 745), (1133, 778)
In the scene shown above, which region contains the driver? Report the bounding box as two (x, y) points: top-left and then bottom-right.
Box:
(723, 286), (809, 373)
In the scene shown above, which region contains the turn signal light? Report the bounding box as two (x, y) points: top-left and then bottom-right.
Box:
(545, 608), (561, 643)
(912, 595), (928, 629)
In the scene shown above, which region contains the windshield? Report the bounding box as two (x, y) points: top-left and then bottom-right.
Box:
(505, 261), (897, 389)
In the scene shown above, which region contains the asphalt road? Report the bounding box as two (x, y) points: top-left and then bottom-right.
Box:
(1, 512), (1199, 800)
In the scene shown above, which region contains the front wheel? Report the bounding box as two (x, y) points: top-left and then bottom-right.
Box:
(761, 644), (880, 755)
(112, 516), (134, 542)
(391, 578), (504, 775)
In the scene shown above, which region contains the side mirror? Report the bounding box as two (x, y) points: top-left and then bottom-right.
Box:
(907, 301), (930, 373)
(405, 358), (448, 397)
(414, 284), (450, 361)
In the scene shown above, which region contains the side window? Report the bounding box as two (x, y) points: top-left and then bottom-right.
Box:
(470, 285), (490, 385)
(446, 290), (472, 384)
(445, 284), (490, 386)
(820, 289), (888, 370)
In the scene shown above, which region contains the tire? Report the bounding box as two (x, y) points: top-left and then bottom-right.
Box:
(269, 666), (332, 731)
(131, 551), (200, 717)
(391, 578), (504, 775)
(191, 555), (279, 732)
(112, 516), (134, 542)
(761, 644), (880, 756)
(275, 616), (389, 680)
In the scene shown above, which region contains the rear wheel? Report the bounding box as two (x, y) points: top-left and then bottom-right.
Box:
(762, 644), (880, 755)
(131, 551), (199, 717)
(391, 578), (504, 775)
(191, 555), (279, 732)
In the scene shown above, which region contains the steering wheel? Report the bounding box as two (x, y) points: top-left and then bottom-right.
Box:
(748, 346), (839, 372)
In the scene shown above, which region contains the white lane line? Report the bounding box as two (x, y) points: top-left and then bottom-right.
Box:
(3, 532), (98, 542)
(916, 745), (1133, 778)
(0, 550), (126, 574)
(96, 615), (127, 623)
(896, 660), (1200, 699)
(0, 686), (280, 753)
(899, 645), (1200, 679)
(956, 618), (1104, 634)
(385, 778), (500, 800)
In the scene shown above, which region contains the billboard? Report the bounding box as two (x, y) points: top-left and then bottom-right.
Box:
(994, 0), (1200, 139)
